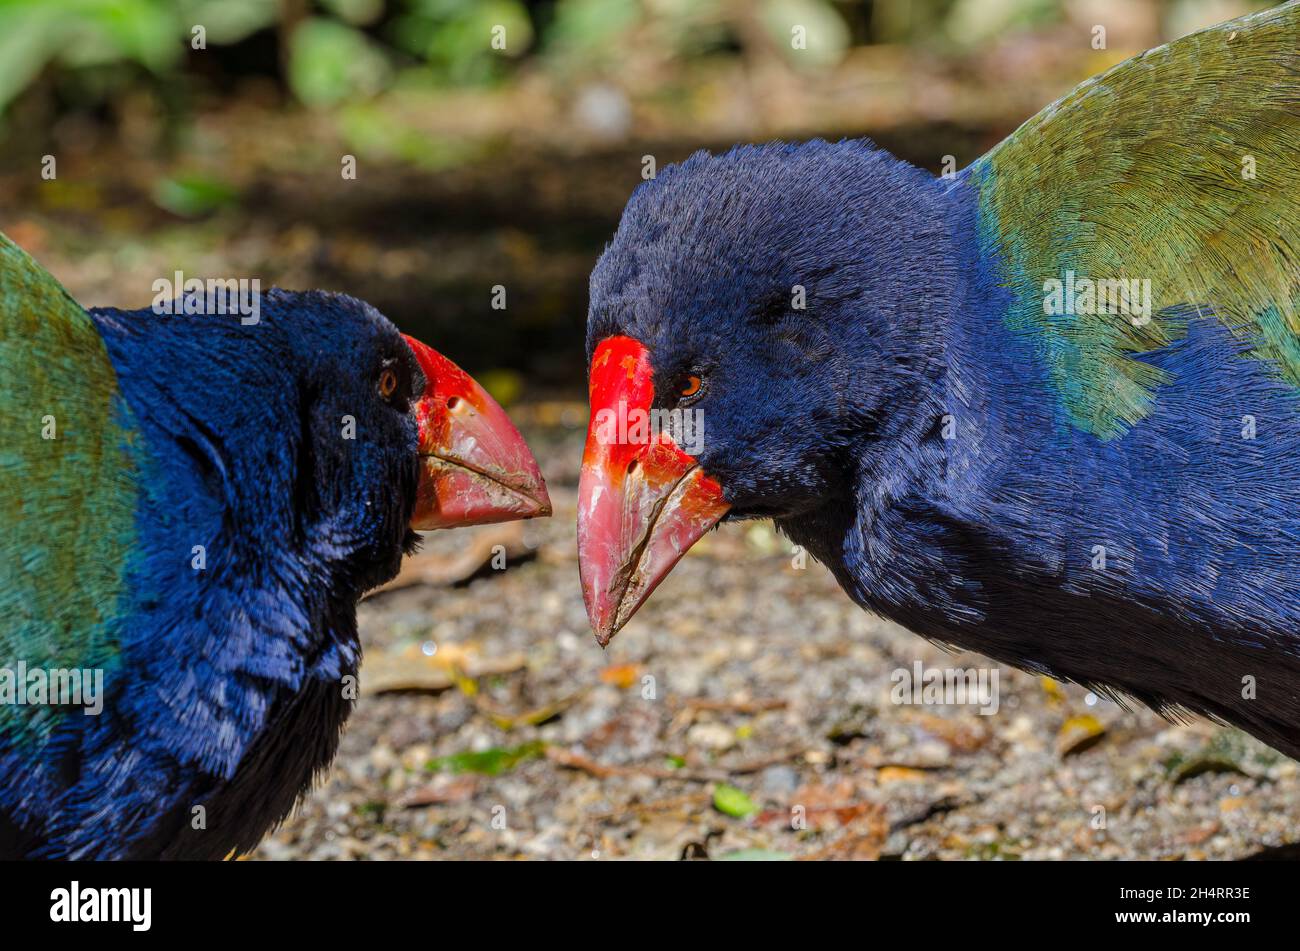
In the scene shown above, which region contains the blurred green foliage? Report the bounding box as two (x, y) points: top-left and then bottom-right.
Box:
(288, 16), (391, 107)
(0, 0), (1275, 116)
(389, 0), (533, 86)
(0, 0), (278, 109)
(151, 172), (240, 217)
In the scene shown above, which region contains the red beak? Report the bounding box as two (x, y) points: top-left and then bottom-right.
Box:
(577, 336), (730, 646)
(404, 335), (551, 530)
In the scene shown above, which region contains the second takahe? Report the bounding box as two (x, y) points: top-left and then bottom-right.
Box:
(0, 233), (550, 859)
(577, 4), (1300, 758)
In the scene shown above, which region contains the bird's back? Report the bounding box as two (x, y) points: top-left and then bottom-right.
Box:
(0, 234), (145, 854)
(0, 238), (362, 858)
(870, 0), (1300, 755)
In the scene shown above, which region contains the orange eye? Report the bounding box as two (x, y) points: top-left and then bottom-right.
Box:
(680, 374), (702, 399)
(377, 368), (399, 400)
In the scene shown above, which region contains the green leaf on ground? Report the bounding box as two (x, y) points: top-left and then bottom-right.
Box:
(713, 783), (757, 818)
(426, 740), (546, 776)
(715, 849), (793, 861)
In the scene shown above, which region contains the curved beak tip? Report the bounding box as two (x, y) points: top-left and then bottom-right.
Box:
(576, 336), (730, 645)
(403, 335), (551, 531)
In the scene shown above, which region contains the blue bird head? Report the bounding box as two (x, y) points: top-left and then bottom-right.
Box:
(92, 289), (550, 602)
(579, 140), (956, 643)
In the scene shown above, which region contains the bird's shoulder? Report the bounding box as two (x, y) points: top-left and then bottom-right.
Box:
(965, 2), (1300, 439)
(0, 233), (141, 748)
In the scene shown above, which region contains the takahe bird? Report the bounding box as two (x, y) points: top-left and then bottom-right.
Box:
(578, 3), (1300, 759)
(0, 232), (550, 859)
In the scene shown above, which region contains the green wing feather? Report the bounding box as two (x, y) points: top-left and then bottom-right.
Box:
(966, 1), (1300, 438)
(0, 232), (138, 740)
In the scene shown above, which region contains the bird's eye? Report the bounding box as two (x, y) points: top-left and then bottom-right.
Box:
(377, 367), (399, 401)
(680, 374), (703, 400)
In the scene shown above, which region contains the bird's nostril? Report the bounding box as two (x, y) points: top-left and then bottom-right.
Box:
(446, 396), (461, 411)
(627, 460), (639, 475)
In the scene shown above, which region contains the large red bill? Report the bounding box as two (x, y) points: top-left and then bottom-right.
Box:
(404, 334), (551, 530)
(577, 336), (729, 645)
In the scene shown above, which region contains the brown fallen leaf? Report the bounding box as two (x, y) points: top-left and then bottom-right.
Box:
(792, 778), (857, 805)
(398, 776), (479, 808)
(1057, 714), (1107, 757)
(361, 643), (526, 695)
(587, 793), (712, 823)
(666, 696), (789, 735)
(1180, 821), (1221, 845)
(755, 801), (879, 829)
(680, 697), (788, 714)
(599, 663), (644, 689)
(877, 766), (930, 785)
(904, 710), (992, 753)
(797, 807), (889, 860)
(1074, 826), (1107, 851)
(368, 521), (535, 595)
(545, 746), (643, 779)
(473, 690), (584, 730)
(545, 746), (804, 783)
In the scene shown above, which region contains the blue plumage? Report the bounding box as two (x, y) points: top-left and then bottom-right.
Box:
(579, 132), (1300, 758)
(2, 288), (424, 859)
(2, 255), (550, 858)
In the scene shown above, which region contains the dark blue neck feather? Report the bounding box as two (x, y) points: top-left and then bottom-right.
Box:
(784, 172), (1300, 757)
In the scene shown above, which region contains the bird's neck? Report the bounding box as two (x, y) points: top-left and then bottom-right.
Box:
(812, 169), (1175, 616)
(789, 174), (1300, 757)
(89, 308), (367, 778)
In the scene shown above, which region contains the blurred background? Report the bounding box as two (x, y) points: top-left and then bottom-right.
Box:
(7, 0), (1299, 860)
(0, 0), (1275, 391)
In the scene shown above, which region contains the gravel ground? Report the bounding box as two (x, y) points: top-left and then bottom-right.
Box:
(254, 408), (1300, 861)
